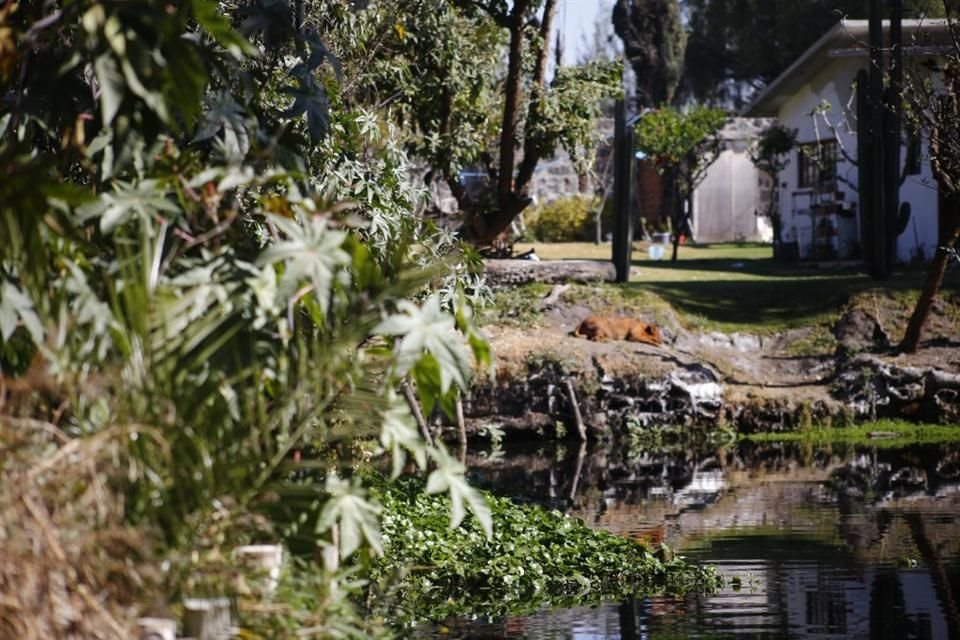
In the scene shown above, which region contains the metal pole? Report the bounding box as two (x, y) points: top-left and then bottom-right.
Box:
(612, 98), (634, 282)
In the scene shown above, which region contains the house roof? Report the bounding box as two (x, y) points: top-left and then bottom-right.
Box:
(742, 19), (953, 117)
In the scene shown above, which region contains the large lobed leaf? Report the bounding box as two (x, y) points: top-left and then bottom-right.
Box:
(256, 214), (352, 315)
(375, 295), (471, 394)
(317, 474), (383, 559)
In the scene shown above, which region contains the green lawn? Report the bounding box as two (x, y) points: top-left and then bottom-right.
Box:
(513, 241), (771, 263)
(512, 242), (960, 334)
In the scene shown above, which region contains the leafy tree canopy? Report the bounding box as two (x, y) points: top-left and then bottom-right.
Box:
(683, 0), (948, 107)
(749, 123), (799, 177)
(634, 105), (727, 259)
(324, 0), (621, 245)
(614, 0), (686, 107)
(634, 105), (727, 188)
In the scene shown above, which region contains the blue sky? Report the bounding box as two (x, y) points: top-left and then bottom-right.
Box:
(555, 0), (614, 64)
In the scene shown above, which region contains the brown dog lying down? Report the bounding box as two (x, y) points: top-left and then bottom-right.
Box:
(573, 316), (663, 346)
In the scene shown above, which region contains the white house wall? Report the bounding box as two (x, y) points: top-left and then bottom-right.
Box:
(776, 57), (940, 262)
(900, 136), (940, 263)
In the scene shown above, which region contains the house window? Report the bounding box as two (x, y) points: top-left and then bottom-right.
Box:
(797, 140), (838, 190)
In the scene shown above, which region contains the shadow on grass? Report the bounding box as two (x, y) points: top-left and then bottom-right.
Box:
(634, 259), (783, 278)
(632, 254), (888, 278)
(626, 277), (857, 328)
(626, 263), (958, 329)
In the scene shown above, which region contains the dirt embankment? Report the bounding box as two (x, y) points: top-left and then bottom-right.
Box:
(464, 264), (960, 438)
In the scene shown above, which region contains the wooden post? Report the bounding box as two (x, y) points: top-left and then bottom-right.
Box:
(568, 441), (587, 502)
(857, 69), (874, 271)
(884, 0), (903, 267)
(564, 379), (587, 442)
(868, 0), (889, 278)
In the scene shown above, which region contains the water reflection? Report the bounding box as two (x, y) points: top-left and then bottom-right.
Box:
(419, 440), (960, 639)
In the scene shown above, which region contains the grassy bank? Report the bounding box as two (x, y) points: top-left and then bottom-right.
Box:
(743, 420), (960, 448)
(504, 242), (960, 335)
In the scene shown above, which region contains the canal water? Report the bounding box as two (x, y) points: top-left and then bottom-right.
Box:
(415, 439), (960, 639)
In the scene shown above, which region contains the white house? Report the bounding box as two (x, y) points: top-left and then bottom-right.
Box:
(743, 19), (952, 263)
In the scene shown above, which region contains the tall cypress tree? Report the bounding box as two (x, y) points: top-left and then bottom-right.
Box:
(613, 0), (687, 235)
(612, 0), (686, 108)
(683, 0), (946, 107)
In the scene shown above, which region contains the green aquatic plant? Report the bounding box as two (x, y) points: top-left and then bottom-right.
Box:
(370, 477), (722, 621)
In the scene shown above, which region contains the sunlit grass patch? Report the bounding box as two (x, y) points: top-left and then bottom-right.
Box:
(500, 242), (960, 335)
(743, 419), (960, 447)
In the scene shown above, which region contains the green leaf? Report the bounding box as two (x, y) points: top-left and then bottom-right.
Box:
(64, 261), (116, 360)
(317, 474), (383, 559)
(256, 214), (351, 315)
(192, 0), (257, 59)
(281, 65), (330, 143)
(426, 445), (492, 538)
(152, 264), (234, 355)
(119, 56), (170, 124)
(412, 353), (444, 417)
(303, 29), (342, 81)
(194, 91), (250, 160)
(0, 280), (43, 344)
(380, 391), (426, 478)
(77, 180), (180, 234)
(375, 295), (471, 395)
(94, 53), (124, 126)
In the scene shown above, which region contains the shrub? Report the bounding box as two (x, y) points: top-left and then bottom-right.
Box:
(524, 195), (598, 242)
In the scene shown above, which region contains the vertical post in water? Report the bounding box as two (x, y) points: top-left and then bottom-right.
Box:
(612, 98), (634, 283)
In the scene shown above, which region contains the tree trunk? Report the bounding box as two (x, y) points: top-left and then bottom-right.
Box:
(670, 176), (685, 262)
(496, 1), (529, 202)
(670, 199), (682, 261)
(515, 0), (558, 194)
(467, 195), (530, 246)
(898, 214), (959, 353)
(898, 20), (960, 353)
